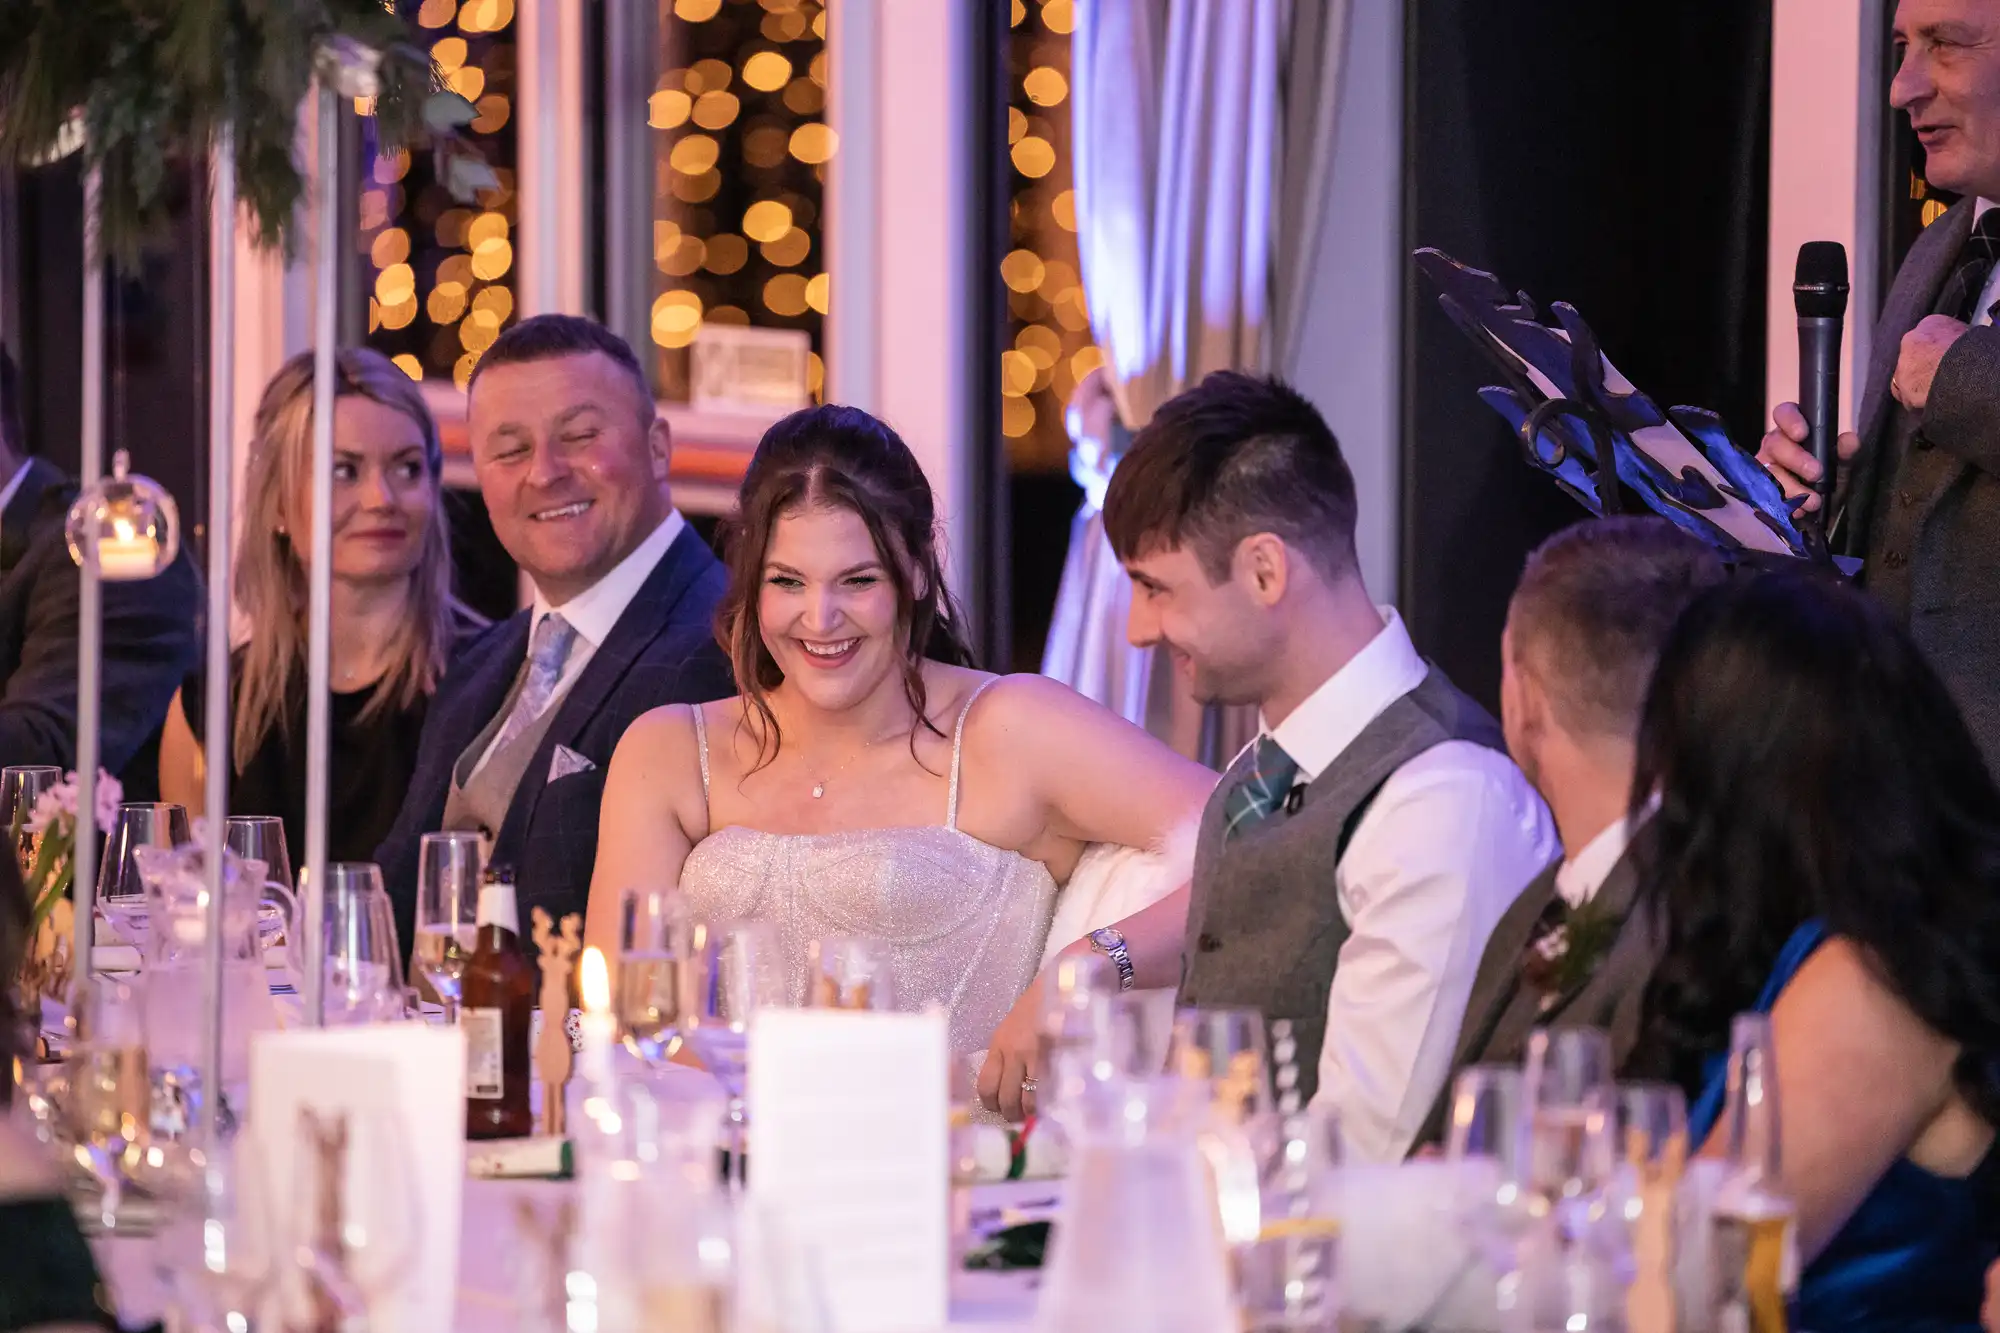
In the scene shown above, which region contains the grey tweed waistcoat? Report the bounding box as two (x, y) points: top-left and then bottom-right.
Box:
(1181, 667), (1506, 1103)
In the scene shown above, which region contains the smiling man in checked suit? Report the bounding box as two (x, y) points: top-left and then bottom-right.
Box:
(1412, 517), (1725, 1152)
(375, 316), (732, 950)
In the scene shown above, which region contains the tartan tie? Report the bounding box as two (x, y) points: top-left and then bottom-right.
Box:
(488, 612), (578, 757)
(1223, 736), (1301, 841)
(1937, 208), (2000, 324)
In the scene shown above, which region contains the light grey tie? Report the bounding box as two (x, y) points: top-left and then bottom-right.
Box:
(488, 612), (579, 758)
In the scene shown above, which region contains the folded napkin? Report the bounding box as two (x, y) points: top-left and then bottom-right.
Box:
(91, 944), (141, 972)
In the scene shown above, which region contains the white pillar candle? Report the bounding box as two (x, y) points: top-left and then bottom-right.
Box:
(578, 946), (616, 1094)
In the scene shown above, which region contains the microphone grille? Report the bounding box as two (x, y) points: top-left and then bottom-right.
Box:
(1795, 241), (1850, 318)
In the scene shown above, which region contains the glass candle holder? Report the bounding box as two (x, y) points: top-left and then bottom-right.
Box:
(65, 450), (180, 582)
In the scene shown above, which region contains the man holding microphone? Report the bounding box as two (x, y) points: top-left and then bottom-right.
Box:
(1762, 0), (2000, 771)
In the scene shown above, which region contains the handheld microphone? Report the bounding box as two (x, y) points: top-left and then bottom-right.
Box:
(1795, 241), (1850, 515)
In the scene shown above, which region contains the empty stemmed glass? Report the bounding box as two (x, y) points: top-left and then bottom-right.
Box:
(1037, 953), (1116, 1123)
(616, 887), (695, 1067)
(805, 936), (896, 1011)
(682, 920), (790, 1184)
(1444, 1063), (1539, 1321)
(414, 833), (483, 1024)
(98, 802), (192, 948)
(318, 863), (407, 1024)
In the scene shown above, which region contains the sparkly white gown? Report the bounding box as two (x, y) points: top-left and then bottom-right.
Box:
(678, 683), (1058, 1058)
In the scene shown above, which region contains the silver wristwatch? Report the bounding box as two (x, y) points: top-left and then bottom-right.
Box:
(1088, 927), (1135, 991)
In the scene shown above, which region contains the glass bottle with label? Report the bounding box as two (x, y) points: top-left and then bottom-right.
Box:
(462, 865), (535, 1140)
(1710, 1012), (1798, 1333)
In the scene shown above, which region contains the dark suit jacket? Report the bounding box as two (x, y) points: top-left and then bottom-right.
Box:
(375, 524), (732, 951)
(1841, 198), (2000, 772)
(1410, 825), (1659, 1153)
(0, 457), (200, 793)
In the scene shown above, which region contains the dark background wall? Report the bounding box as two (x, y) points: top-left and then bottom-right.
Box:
(1402, 1), (1774, 710)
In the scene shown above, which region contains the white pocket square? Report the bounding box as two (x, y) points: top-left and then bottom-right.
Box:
(547, 745), (597, 782)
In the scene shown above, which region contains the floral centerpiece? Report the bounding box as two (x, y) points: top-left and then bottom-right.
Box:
(11, 771), (122, 1016)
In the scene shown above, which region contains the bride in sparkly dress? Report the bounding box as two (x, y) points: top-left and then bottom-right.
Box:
(587, 404), (1211, 1108)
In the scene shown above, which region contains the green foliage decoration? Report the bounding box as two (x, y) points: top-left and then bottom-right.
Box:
(0, 0), (494, 263)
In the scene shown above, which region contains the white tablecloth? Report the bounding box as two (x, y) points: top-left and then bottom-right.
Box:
(88, 1054), (1043, 1332)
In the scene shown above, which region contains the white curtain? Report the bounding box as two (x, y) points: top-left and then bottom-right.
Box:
(1043, 0), (1353, 763)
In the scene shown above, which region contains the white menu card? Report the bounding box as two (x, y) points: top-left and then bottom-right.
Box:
(747, 1008), (950, 1333)
(248, 1024), (467, 1333)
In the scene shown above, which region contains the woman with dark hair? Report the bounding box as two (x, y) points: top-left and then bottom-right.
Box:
(1631, 569), (2000, 1328)
(589, 404), (1212, 1084)
(0, 850), (121, 1330)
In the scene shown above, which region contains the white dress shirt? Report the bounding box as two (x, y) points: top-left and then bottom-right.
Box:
(1277, 609), (1559, 1163)
(1551, 805), (1653, 910)
(1974, 197), (2000, 328)
(0, 458), (31, 551)
(468, 508), (687, 779)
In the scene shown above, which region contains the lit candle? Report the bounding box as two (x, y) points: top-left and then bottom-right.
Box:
(95, 535), (159, 581)
(579, 946), (616, 1094)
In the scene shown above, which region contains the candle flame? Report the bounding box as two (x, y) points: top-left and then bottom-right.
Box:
(581, 945), (610, 1014)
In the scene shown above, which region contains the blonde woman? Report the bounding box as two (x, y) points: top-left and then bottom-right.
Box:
(159, 347), (481, 861)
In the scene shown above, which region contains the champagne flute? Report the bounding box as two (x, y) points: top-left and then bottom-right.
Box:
(1, 765), (59, 873)
(683, 920), (790, 1185)
(1712, 1013), (1797, 1332)
(805, 936), (897, 1011)
(98, 802), (192, 948)
(1522, 1026), (1616, 1212)
(1610, 1081), (1690, 1288)
(617, 887), (695, 1067)
(1443, 1064), (1538, 1327)
(414, 832), (483, 1024)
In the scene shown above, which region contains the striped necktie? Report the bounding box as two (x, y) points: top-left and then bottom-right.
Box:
(1223, 735), (1301, 841)
(487, 612), (579, 757)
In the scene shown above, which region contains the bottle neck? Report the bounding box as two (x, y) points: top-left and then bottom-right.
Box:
(476, 879), (521, 942)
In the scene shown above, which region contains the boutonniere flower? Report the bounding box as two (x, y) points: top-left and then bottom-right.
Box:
(1521, 891), (1619, 1011)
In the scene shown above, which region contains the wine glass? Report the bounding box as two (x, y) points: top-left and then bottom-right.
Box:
(414, 833), (483, 1024)
(805, 936), (896, 1011)
(682, 920), (790, 1185)
(318, 863), (405, 1024)
(1, 765), (59, 872)
(98, 802), (192, 947)
(225, 815), (294, 889)
(617, 887), (695, 1067)
(1168, 1005), (1272, 1125)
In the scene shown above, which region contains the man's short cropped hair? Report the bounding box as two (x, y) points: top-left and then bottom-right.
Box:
(1102, 370), (1357, 583)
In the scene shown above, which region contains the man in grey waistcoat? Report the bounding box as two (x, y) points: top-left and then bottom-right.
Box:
(1761, 0), (2000, 772)
(1411, 517), (1726, 1152)
(1101, 371), (1557, 1162)
(375, 316), (732, 950)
